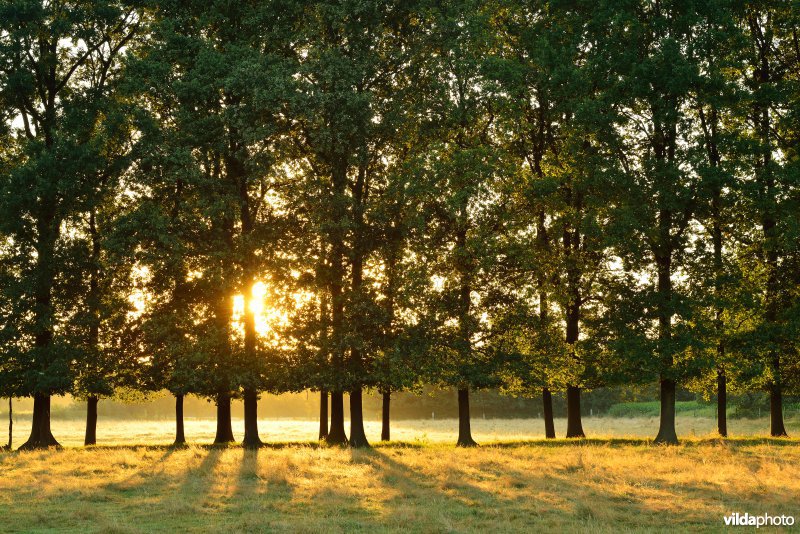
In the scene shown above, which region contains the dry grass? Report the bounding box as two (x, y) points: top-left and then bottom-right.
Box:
(2, 417), (799, 532)
(1, 437), (800, 533)
(5, 415), (799, 447)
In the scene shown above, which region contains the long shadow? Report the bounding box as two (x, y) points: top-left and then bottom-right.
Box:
(3, 434), (797, 453)
(91, 444), (226, 523)
(369, 447), (513, 529)
(370, 441), (799, 530)
(224, 446), (389, 531)
(226, 447), (294, 525)
(101, 444), (190, 497)
(7, 446), (188, 532)
(108, 445), (230, 530)
(477, 442), (800, 530)
(171, 446), (226, 506)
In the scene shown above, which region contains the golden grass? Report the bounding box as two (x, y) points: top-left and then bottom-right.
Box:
(1, 438), (799, 533)
(5, 415), (799, 447)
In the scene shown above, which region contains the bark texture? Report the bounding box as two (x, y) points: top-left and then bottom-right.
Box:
(349, 388), (369, 448)
(542, 387), (556, 439)
(770, 378), (788, 437)
(318, 390), (328, 440)
(242, 388), (263, 448)
(654, 378), (678, 444)
(326, 390), (348, 445)
(174, 394), (186, 445)
(84, 396), (98, 446)
(717, 368), (727, 438)
(19, 393), (60, 450)
(381, 390), (391, 442)
(456, 388), (477, 447)
(213, 393), (235, 444)
(565, 386), (585, 438)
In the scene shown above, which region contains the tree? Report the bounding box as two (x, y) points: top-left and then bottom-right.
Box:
(488, 0), (619, 439)
(290, 0), (423, 447)
(683, 4), (747, 437)
(0, 0), (141, 449)
(420, 0), (506, 447)
(370, 154), (431, 441)
(0, 92), (20, 450)
(131, 0), (299, 446)
(63, 68), (143, 446)
(597, 0), (730, 444)
(733, 2), (800, 437)
(125, 5), (238, 445)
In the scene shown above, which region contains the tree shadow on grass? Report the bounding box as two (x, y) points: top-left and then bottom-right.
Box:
(5, 435), (796, 453)
(101, 445), (181, 495)
(7, 446), (190, 533)
(92, 445), (227, 531)
(221, 447), (299, 531)
(472, 444), (800, 530)
(368, 448), (520, 531)
(369, 442), (798, 531)
(224, 447), (392, 532)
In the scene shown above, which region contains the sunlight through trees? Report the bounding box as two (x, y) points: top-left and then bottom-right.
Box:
(0, 0), (798, 450)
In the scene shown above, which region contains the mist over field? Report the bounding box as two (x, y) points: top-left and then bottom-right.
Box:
(3, 386), (799, 448)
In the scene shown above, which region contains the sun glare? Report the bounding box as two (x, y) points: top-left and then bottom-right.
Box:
(232, 281), (284, 337)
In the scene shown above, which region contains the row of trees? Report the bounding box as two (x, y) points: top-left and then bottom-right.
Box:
(0, 0), (798, 449)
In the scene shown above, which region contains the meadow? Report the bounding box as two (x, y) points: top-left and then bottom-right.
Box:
(3, 414), (800, 447)
(1, 417), (800, 533)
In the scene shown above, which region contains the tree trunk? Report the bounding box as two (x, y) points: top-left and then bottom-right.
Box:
(318, 390), (328, 440)
(7, 397), (12, 450)
(213, 393), (235, 444)
(349, 387), (369, 448)
(654, 378), (678, 444)
(326, 390), (347, 445)
(381, 390), (390, 442)
(717, 368), (727, 438)
(654, 246), (678, 445)
(456, 388), (477, 447)
(565, 386), (585, 438)
(242, 388), (262, 448)
(770, 369), (788, 437)
(564, 301), (585, 439)
(326, 164), (348, 447)
(84, 396), (98, 446)
(348, 184), (369, 449)
(699, 105), (727, 440)
(240, 283), (261, 448)
(542, 387), (555, 439)
(750, 21), (786, 439)
(562, 196), (586, 440)
(85, 210), (101, 449)
(20, 393), (60, 450)
(27, 278), (58, 450)
(174, 394), (186, 445)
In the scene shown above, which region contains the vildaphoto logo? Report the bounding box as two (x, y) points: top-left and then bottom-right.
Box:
(724, 512), (795, 528)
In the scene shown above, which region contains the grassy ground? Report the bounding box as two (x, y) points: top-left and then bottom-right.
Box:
(3, 415), (799, 447)
(1, 438), (800, 533)
(2, 417), (799, 532)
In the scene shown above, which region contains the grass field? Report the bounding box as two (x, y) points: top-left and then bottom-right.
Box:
(2, 417), (799, 533)
(3, 414), (800, 447)
(2, 438), (800, 533)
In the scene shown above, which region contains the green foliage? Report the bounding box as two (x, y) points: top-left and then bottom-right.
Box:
(0, 0), (798, 440)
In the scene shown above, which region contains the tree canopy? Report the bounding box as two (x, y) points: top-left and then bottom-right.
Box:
(0, 0), (798, 448)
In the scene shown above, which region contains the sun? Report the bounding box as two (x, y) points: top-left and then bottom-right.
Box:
(232, 281), (288, 337)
